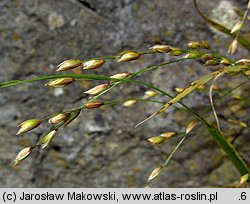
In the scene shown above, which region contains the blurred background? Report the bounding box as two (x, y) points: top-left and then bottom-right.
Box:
(0, 0), (250, 187)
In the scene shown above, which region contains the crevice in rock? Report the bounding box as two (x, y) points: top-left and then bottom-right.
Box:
(76, 0), (96, 12)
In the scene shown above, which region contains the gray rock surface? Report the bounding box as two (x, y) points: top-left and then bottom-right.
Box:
(0, 0), (249, 187)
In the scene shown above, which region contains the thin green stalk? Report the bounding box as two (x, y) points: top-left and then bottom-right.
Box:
(0, 74), (111, 88)
(208, 125), (250, 176)
(103, 98), (165, 106)
(148, 132), (188, 186)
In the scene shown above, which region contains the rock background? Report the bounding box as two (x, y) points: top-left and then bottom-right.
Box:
(0, 0), (249, 187)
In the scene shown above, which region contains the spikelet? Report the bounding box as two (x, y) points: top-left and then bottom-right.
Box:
(57, 59), (82, 71)
(159, 132), (177, 139)
(220, 58), (231, 65)
(148, 166), (162, 181)
(110, 72), (130, 80)
(240, 174), (249, 184)
(17, 119), (42, 135)
(149, 45), (172, 53)
(245, 70), (250, 75)
(49, 113), (70, 124)
(82, 59), (105, 70)
(13, 147), (33, 165)
(37, 130), (57, 149)
(228, 39), (238, 55)
(84, 83), (110, 95)
(63, 109), (81, 127)
(123, 99), (137, 107)
(230, 21), (243, 34)
(170, 49), (184, 56)
(185, 119), (199, 134)
(117, 51), (140, 62)
(85, 101), (104, 109)
(143, 90), (158, 99)
(201, 54), (214, 61)
(175, 87), (184, 93)
(46, 77), (75, 88)
(147, 136), (166, 145)
(205, 59), (220, 66)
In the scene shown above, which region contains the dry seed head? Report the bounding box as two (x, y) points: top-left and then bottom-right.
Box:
(148, 166), (162, 181)
(240, 174), (249, 184)
(147, 136), (166, 145)
(159, 131), (177, 139)
(228, 39), (238, 55)
(17, 119), (42, 135)
(13, 147), (33, 165)
(57, 59), (82, 71)
(123, 99), (137, 107)
(149, 45), (172, 53)
(38, 130), (57, 149)
(84, 83), (109, 95)
(185, 119), (199, 134)
(85, 101), (104, 109)
(230, 21), (243, 34)
(110, 72), (131, 80)
(49, 113), (70, 124)
(117, 51), (140, 62)
(82, 59), (105, 70)
(143, 90), (158, 99)
(46, 77), (75, 88)
(175, 87), (185, 93)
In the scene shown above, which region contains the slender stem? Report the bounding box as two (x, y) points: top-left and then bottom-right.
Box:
(235, 0), (250, 41)
(209, 74), (222, 131)
(103, 98), (165, 106)
(93, 50), (156, 61)
(148, 133), (188, 186)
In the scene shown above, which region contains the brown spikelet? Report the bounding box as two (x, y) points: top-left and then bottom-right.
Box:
(117, 51), (140, 62)
(46, 78), (75, 88)
(85, 101), (104, 109)
(13, 147), (33, 165)
(148, 166), (162, 181)
(57, 59), (82, 71)
(49, 113), (70, 124)
(185, 119), (199, 134)
(149, 45), (172, 53)
(84, 83), (110, 95)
